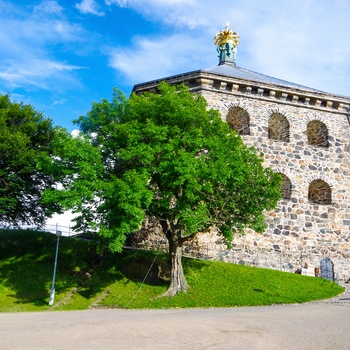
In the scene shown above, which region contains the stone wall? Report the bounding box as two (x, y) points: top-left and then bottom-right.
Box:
(198, 87), (350, 280)
(132, 70), (350, 281)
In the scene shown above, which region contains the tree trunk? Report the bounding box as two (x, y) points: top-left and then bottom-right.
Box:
(158, 219), (191, 298)
(162, 233), (189, 297)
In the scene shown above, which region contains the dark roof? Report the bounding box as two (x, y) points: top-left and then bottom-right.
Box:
(203, 64), (326, 94)
(133, 63), (349, 100)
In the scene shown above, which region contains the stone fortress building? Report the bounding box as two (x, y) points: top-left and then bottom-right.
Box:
(132, 24), (350, 281)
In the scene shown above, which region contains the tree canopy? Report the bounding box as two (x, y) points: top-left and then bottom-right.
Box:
(50, 82), (281, 296)
(0, 94), (62, 227)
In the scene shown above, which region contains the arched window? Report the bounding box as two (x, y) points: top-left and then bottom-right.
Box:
(226, 107), (250, 135)
(307, 120), (329, 147)
(278, 173), (292, 200)
(308, 180), (331, 205)
(268, 113), (290, 142)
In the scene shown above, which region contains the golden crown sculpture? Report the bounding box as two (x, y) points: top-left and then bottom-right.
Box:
(214, 22), (240, 47)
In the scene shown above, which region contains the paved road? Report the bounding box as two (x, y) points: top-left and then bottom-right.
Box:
(0, 302), (349, 350)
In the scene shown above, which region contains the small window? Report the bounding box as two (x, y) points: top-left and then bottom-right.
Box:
(212, 80), (221, 89)
(268, 113), (290, 142)
(307, 120), (329, 147)
(226, 106), (250, 135)
(308, 180), (331, 205)
(278, 173), (292, 200)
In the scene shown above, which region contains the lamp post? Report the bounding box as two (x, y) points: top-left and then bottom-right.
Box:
(49, 230), (62, 306)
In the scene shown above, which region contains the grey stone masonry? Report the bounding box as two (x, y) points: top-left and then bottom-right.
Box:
(132, 65), (350, 281)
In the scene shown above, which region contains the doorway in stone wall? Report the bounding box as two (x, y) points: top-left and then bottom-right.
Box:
(319, 257), (334, 281)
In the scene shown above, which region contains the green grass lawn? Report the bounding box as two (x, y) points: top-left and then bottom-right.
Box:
(0, 229), (344, 312)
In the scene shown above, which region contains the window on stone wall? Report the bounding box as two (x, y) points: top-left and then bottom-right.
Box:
(308, 180), (332, 205)
(226, 106), (250, 135)
(307, 120), (329, 147)
(278, 173), (292, 200)
(268, 113), (290, 142)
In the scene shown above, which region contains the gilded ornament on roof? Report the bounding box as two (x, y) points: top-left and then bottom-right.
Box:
(214, 23), (240, 47)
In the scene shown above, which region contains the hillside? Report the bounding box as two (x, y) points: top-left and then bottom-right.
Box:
(0, 230), (343, 312)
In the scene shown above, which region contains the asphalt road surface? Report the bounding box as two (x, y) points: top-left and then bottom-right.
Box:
(0, 302), (349, 350)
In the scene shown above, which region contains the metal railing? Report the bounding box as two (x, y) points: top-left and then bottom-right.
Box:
(0, 223), (79, 237)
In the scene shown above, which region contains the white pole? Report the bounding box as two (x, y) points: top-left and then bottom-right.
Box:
(49, 231), (62, 306)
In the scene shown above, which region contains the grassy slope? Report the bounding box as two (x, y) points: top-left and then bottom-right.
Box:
(0, 230), (344, 312)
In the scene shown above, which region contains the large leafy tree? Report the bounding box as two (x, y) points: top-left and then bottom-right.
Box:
(60, 82), (281, 297)
(0, 94), (64, 227)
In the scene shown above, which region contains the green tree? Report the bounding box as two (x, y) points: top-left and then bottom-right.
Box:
(0, 94), (63, 227)
(68, 82), (281, 297)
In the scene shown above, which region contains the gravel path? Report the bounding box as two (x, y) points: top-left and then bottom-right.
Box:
(313, 281), (350, 306)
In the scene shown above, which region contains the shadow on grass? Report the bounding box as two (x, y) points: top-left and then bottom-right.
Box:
(0, 230), (62, 306)
(1, 256), (55, 307)
(0, 230), (128, 308)
(0, 230), (174, 310)
(113, 249), (170, 287)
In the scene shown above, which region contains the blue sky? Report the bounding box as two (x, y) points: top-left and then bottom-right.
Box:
(1, 0), (350, 131)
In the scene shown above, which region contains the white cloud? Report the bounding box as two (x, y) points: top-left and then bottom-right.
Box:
(108, 33), (212, 84)
(0, 13), (86, 57)
(33, 0), (64, 15)
(236, 1), (350, 95)
(0, 59), (86, 90)
(0, 1), (92, 95)
(75, 0), (105, 16)
(52, 98), (68, 106)
(105, 0), (350, 96)
(105, 0), (208, 28)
